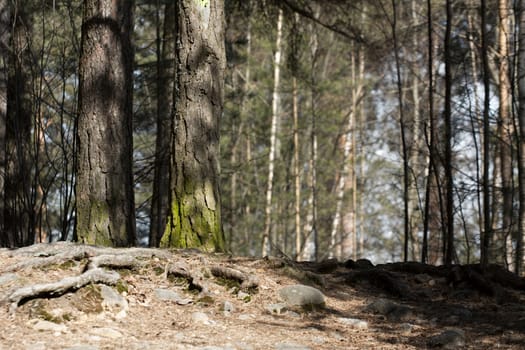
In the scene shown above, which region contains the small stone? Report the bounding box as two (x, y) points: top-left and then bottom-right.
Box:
(274, 342), (312, 350)
(0, 273), (18, 286)
(387, 305), (414, 321)
(278, 285), (325, 307)
(65, 346), (99, 350)
(265, 303), (288, 315)
(427, 329), (465, 349)
(31, 320), (67, 333)
(223, 301), (235, 313)
(192, 312), (213, 325)
(365, 298), (398, 315)
(154, 288), (182, 301)
(238, 314), (253, 320)
(237, 291), (251, 302)
(89, 327), (123, 339)
(100, 285), (128, 311)
(337, 317), (368, 329)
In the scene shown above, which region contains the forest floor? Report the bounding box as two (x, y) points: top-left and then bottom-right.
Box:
(0, 243), (524, 349)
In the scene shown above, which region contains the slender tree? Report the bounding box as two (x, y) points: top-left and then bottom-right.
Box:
(444, 0), (455, 265)
(76, 0), (136, 246)
(497, 0), (513, 267)
(150, 1), (175, 247)
(517, 0), (525, 275)
(262, 8), (283, 257)
(481, 0), (492, 268)
(160, 0), (226, 251)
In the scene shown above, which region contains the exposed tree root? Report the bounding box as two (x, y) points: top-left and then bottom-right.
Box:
(2, 243), (263, 315)
(210, 265), (259, 289)
(7, 268), (120, 313)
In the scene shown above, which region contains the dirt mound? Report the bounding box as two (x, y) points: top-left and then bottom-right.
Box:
(0, 243), (524, 349)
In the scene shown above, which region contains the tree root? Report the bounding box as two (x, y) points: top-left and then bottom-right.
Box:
(209, 265), (259, 289)
(7, 268), (120, 314)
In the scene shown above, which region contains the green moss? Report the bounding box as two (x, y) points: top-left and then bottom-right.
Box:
(153, 266), (164, 275)
(30, 301), (71, 323)
(196, 295), (215, 306)
(115, 280), (128, 294)
(215, 276), (241, 290)
(160, 180), (224, 252)
(74, 284), (103, 313)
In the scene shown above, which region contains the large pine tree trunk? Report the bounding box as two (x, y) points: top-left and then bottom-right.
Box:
(76, 0), (136, 246)
(4, 4), (33, 247)
(160, 0), (225, 252)
(0, 0), (8, 247)
(150, 2), (175, 247)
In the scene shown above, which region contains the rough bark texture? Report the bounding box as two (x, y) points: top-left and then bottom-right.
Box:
(160, 0), (225, 252)
(150, 2), (175, 247)
(0, 0), (8, 247)
(517, 0), (525, 275)
(76, 0), (136, 246)
(3, 4), (33, 247)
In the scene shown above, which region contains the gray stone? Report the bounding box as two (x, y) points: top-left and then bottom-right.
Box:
(89, 327), (123, 339)
(387, 305), (414, 321)
(223, 301), (235, 313)
(154, 288), (193, 305)
(31, 319), (67, 333)
(278, 285), (325, 307)
(192, 312), (215, 325)
(0, 273), (18, 286)
(274, 342), (312, 350)
(65, 346), (99, 350)
(155, 288), (182, 301)
(24, 343), (46, 350)
(365, 298), (398, 315)
(100, 285), (128, 311)
(337, 317), (368, 329)
(427, 329), (465, 349)
(265, 303), (288, 315)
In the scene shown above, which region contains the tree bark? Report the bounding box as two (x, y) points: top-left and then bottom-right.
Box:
(76, 0), (136, 246)
(262, 9), (283, 257)
(481, 0), (493, 268)
(160, 0), (226, 252)
(444, 0), (455, 265)
(150, 2), (175, 247)
(0, 0), (8, 246)
(497, 0), (513, 268)
(517, 0), (525, 275)
(4, 3), (33, 247)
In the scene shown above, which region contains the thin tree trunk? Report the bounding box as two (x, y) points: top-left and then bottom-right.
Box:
(516, 0), (525, 275)
(76, 0), (136, 246)
(408, 0), (422, 261)
(444, 0), (455, 265)
(498, 0), (513, 268)
(391, 0), (410, 262)
(160, 0), (226, 251)
(150, 2), (175, 247)
(293, 75), (301, 260)
(262, 9), (283, 257)
(481, 0), (493, 268)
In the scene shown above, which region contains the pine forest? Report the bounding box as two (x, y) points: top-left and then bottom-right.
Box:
(1, 0), (525, 275)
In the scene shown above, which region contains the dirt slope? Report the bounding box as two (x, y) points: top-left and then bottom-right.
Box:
(0, 243), (524, 349)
